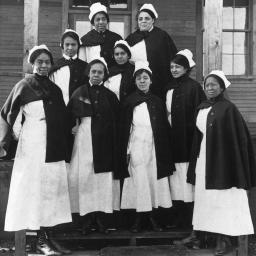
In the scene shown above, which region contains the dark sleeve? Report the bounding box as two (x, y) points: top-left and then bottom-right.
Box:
(227, 105), (256, 188)
(0, 81), (23, 157)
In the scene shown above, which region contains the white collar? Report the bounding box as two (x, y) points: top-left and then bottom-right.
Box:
(89, 80), (103, 86)
(63, 54), (78, 60)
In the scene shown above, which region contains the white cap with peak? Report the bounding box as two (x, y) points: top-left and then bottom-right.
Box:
(89, 2), (108, 21)
(139, 3), (158, 19)
(28, 44), (50, 64)
(134, 60), (152, 75)
(206, 70), (231, 88)
(176, 49), (196, 68)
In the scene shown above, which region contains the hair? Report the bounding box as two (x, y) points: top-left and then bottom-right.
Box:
(139, 9), (156, 20)
(60, 31), (80, 49)
(204, 74), (226, 91)
(91, 11), (109, 25)
(29, 49), (54, 65)
(171, 54), (190, 72)
(113, 44), (131, 59)
(86, 59), (108, 81)
(134, 69), (152, 80)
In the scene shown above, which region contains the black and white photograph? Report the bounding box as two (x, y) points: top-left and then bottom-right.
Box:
(0, 0), (256, 255)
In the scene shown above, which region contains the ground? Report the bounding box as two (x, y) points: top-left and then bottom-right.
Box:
(0, 235), (256, 255)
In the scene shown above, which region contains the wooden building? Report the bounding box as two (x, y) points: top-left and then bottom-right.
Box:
(0, 0), (255, 254)
(0, 0), (256, 133)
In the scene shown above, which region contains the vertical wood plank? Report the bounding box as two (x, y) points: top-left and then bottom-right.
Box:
(204, 0), (223, 75)
(62, 0), (69, 33)
(238, 235), (248, 256)
(195, 0), (203, 82)
(15, 230), (26, 256)
(131, 0), (138, 32)
(252, 0), (256, 76)
(23, 0), (39, 74)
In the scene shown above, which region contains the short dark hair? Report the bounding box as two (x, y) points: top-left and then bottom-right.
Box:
(86, 59), (108, 81)
(113, 44), (131, 59)
(60, 31), (80, 49)
(134, 69), (152, 80)
(204, 74), (226, 91)
(29, 49), (54, 65)
(91, 11), (109, 25)
(171, 54), (190, 71)
(139, 9), (156, 19)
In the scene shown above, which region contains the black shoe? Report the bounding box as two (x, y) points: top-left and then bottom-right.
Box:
(82, 214), (94, 235)
(149, 216), (163, 232)
(50, 239), (71, 255)
(96, 214), (109, 234)
(130, 214), (141, 233)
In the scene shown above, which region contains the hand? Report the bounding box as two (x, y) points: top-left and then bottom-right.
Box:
(71, 125), (79, 135)
(0, 146), (6, 158)
(127, 154), (130, 165)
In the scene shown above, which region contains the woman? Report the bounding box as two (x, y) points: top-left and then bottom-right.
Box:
(126, 3), (177, 99)
(187, 70), (256, 255)
(104, 40), (135, 102)
(79, 2), (122, 67)
(0, 45), (72, 255)
(50, 29), (88, 105)
(120, 61), (175, 232)
(166, 49), (205, 228)
(68, 57), (120, 235)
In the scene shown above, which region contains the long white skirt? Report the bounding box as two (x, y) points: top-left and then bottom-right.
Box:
(193, 107), (254, 236)
(5, 101), (72, 231)
(68, 117), (120, 216)
(169, 163), (194, 202)
(121, 103), (172, 212)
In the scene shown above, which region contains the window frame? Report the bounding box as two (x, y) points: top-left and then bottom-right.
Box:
(222, 0), (253, 78)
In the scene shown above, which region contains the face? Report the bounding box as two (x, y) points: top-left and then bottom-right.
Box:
(170, 62), (188, 78)
(89, 63), (105, 85)
(114, 47), (129, 65)
(93, 13), (108, 32)
(204, 76), (224, 99)
(63, 36), (79, 57)
(138, 11), (154, 31)
(135, 71), (152, 93)
(33, 53), (52, 76)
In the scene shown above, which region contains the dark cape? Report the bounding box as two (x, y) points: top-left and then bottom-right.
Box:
(187, 94), (256, 190)
(166, 74), (206, 163)
(126, 26), (177, 99)
(49, 57), (88, 98)
(68, 82), (120, 178)
(0, 74), (70, 162)
(108, 62), (136, 102)
(119, 90), (176, 180)
(81, 29), (122, 68)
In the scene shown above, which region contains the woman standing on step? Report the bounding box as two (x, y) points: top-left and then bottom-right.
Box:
(0, 45), (72, 255)
(68, 57), (120, 235)
(104, 40), (135, 103)
(126, 3), (177, 99)
(50, 29), (88, 106)
(166, 49), (205, 228)
(79, 2), (122, 68)
(120, 61), (175, 233)
(188, 70), (256, 255)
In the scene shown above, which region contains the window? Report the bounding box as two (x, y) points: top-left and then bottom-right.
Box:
(222, 0), (251, 75)
(72, 0), (128, 9)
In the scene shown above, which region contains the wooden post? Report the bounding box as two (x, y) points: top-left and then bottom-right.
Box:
(131, 0), (138, 32)
(15, 230), (26, 256)
(195, 0), (203, 82)
(62, 0), (70, 33)
(252, 0), (256, 76)
(23, 0), (39, 75)
(238, 236), (248, 256)
(204, 0), (223, 75)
